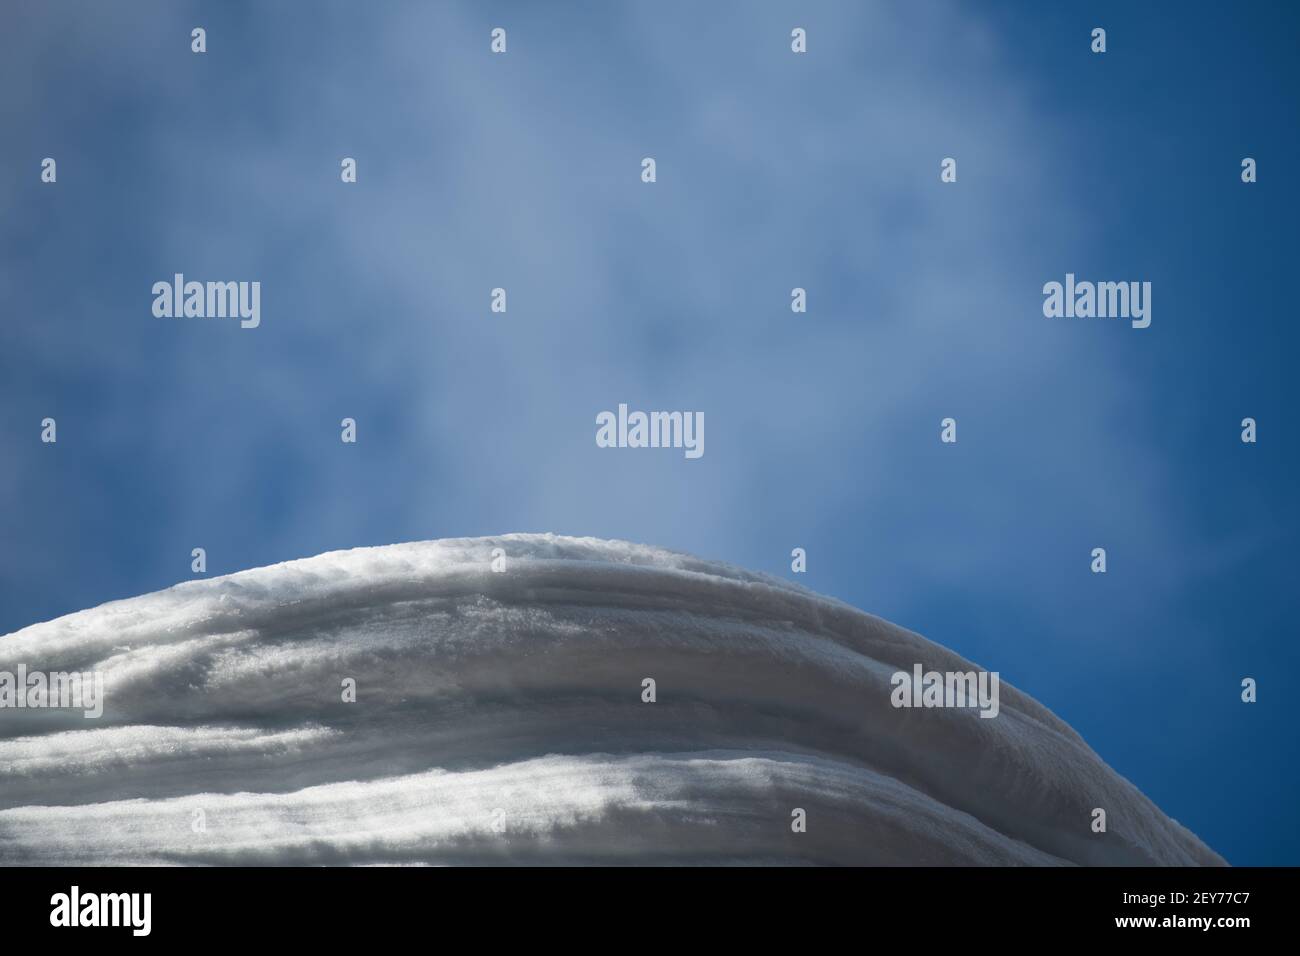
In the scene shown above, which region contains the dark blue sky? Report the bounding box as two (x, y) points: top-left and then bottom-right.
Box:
(2, 1), (1296, 864)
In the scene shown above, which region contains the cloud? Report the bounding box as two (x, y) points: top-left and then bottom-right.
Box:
(0, 535), (1225, 865)
(0, 2), (1183, 648)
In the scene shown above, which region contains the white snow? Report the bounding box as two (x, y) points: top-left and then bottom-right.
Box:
(0, 534), (1224, 865)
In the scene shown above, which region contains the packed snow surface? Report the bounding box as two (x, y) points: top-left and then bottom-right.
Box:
(0, 535), (1224, 865)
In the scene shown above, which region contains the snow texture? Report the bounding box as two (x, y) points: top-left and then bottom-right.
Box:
(0, 535), (1224, 866)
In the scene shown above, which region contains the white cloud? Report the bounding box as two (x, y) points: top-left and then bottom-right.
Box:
(0, 535), (1225, 865)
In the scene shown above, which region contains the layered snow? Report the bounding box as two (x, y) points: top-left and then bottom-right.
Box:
(0, 535), (1224, 866)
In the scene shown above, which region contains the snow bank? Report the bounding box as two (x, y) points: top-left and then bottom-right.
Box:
(0, 535), (1224, 865)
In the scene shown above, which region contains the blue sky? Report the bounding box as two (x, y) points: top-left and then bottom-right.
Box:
(2, 1), (1296, 865)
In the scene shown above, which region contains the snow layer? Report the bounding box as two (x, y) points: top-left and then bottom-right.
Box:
(0, 535), (1223, 866)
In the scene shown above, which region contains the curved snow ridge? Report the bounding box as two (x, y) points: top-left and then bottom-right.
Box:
(0, 534), (1224, 866)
